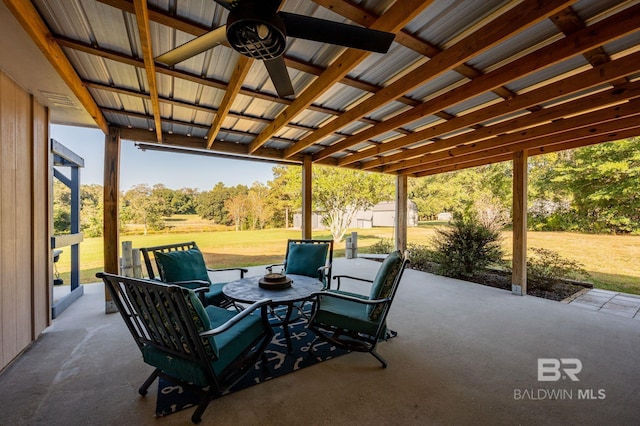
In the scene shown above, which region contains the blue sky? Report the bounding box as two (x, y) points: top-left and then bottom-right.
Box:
(51, 124), (277, 191)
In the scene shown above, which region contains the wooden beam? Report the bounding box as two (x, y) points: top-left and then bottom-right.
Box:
(388, 82), (640, 174)
(512, 151), (527, 296)
(341, 51), (640, 169)
(314, 2), (639, 162)
(3, 0), (109, 133)
(395, 174), (408, 253)
(103, 127), (120, 313)
(94, 0), (411, 136)
(412, 125), (640, 178)
(207, 55), (252, 149)
(312, 0), (516, 101)
(133, 0), (162, 143)
(301, 156), (313, 239)
(301, 0), (574, 161)
(249, 0), (431, 155)
(400, 103), (640, 175)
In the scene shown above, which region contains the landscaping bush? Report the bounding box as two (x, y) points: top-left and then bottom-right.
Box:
(369, 238), (394, 254)
(527, 247), (590, 283)
(430, 213), (504, 278)
(406, 243), (439, 273)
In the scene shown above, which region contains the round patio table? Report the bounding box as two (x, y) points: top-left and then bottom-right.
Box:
(223, 274), (323, 352)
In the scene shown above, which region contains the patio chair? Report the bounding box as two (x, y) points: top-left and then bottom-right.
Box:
(268, 239), (334, 288)
(140, 241), (247, 308)
(98, 272), (273, 424)
(308, 250), (409, 368)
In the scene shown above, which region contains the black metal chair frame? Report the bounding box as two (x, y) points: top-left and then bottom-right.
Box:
(98, 272), (273, 424)
(140, 241), (248, 308)
(308, 253), (409, 368)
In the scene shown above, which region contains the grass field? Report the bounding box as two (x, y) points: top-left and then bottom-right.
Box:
(55, 216), (640, 295)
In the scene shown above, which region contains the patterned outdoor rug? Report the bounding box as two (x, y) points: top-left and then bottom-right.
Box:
(156, 306), (348, 417)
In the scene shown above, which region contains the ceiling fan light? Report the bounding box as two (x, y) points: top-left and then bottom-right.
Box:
(227, 6), (286, 60)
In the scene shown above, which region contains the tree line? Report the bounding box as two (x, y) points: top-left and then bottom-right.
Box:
(53, 138), (639, 239)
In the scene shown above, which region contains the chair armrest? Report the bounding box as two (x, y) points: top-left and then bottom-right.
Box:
(168, 279), (210, 290)
(265, 262), (285, 271)
(207, 267), (249, 278)
(201, 298), (272, 337)
(311, 291), (390, 307)
(332, 274), (373, 290)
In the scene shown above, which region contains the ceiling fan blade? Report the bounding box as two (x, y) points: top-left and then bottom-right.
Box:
(280, 12), (395, 54)
(264, 57), (294, 98)
(212, 0), (234, 11)
(156, 26), (227, 67)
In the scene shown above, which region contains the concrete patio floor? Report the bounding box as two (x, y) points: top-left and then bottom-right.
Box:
(1, 257), (639, 425)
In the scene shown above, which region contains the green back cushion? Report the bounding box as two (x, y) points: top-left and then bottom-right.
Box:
(367, 250), (403, 320)
(181, 288), (218, 356)
(285, 242), (329, 278)
(155, 248), (211, 284)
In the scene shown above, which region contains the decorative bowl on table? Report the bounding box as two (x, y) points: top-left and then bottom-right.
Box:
(258, 272), (292, 289)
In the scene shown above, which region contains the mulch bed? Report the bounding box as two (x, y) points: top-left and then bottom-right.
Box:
(408, 262), (592, 302)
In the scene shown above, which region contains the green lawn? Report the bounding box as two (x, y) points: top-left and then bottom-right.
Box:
(55, 220), (640, 295)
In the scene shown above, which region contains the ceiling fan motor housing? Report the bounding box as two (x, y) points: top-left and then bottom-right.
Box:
(227, 2), (287, 60)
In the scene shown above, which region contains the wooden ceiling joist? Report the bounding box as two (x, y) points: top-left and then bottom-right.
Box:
(413, 125), (640, 178)
(133, 0), (162, 143)
(406, 111), (640, 176)
(313, 3), (640, 163)
(334, 50), (640, 169)
(291, 0), (574, 160)
(3, 0), (109, 133)
(251, 0), (432, 155)
(382, 82), (640, 174)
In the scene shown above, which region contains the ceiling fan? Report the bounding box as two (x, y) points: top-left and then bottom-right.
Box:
(155, 0), (396, 98)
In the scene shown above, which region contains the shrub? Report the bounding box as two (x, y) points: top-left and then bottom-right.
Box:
(369, 238), (394, 254)
(527, 247), (590, 283)
(430, 213), (504, 278)
(406, 243), (439, 273)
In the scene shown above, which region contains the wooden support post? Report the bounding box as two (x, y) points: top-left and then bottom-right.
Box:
(512, 150), (528, 295)
(395, 174), (408, 253)
(301, 156), (312, 239)
(103, 127), (120, 313)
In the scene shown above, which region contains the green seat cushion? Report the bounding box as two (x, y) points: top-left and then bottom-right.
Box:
(203, 283), (227, 306)
(208, 309), (265, 375)
(142, 300), (266, 387)
(314, 291), (380, 336)
(155, 248), (211, 284)
(285, 242), (328, 278)
(367, 251), (403, 321)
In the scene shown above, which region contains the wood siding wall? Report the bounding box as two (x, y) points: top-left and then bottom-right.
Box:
(0, 70), (51, 371)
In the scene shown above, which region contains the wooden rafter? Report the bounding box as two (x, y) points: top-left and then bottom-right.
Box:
(412, 125), (640, 178)
(206, 55), (252, 149)
(312, 0), (637, 163)
(407, 112), (640, 176)
(249, 0), (432, 155)
(312, 0), (517, 102)
(133, 0), (162, 143)
(383, 80), (640, 174)
(97, 0), (419, 135)
(336, 50), (640, 169)
(290, 0), (574, 160)
(3, 0), (109, 133)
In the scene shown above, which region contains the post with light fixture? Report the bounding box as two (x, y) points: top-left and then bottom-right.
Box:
(103, 126), (121, 313)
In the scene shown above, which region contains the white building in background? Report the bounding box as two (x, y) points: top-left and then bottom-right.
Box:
(293, 200), (419, 230)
